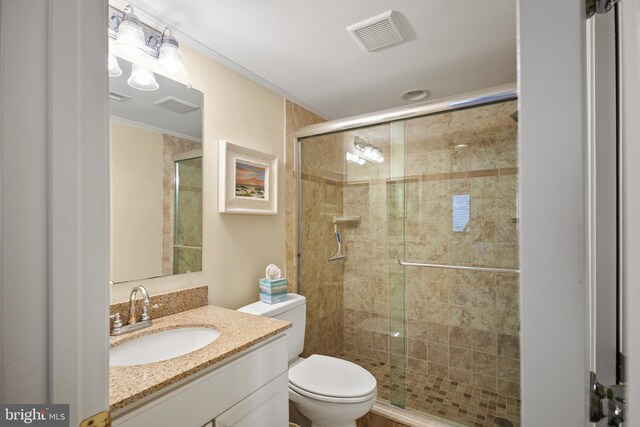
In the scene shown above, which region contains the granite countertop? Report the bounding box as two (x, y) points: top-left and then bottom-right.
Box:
(109, 305), (291, 411)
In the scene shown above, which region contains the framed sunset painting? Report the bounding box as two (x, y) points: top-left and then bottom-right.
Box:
(218, 140), (278, 214)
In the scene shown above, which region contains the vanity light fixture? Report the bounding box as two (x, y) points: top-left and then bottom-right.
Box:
(108, 5), (188, 90)
(354, 136), (384, 163)
(114, 5), (146, 59)
(128, 63), (159, 91)
(158, 28), (187, 79)
(108, 52), (123, 77)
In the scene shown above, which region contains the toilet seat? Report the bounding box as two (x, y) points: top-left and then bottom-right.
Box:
(288, 355), (377, 403)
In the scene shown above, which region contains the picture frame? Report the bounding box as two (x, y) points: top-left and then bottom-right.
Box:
(218, 140), (278, 215)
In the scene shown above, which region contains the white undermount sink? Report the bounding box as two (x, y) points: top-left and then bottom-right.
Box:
(110, 327), (221, 367)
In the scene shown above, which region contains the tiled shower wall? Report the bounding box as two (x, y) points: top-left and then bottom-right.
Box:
(299, 132), (345, 357)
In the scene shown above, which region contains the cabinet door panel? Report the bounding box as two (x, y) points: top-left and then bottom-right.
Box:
(215, 373), (288, 427)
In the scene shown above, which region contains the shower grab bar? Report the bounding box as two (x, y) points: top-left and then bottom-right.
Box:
(397, 258), (520, 274)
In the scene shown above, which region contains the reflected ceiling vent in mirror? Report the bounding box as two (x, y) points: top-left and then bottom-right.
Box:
(347, 10), (406, 52)
(109, 91), (131, 102)
(154, 96), (200, 114)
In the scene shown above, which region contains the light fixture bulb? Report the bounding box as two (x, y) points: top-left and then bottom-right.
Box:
(115, 6), (146, 59)
(108, 53), (122, 77)
(127, 64), (159, 91)
(358, 158), (366, 165)
(158, 28), (187, 78)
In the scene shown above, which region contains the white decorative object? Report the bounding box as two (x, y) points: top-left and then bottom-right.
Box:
(265, 264), (282, 280)
(219, 140), (278, 215)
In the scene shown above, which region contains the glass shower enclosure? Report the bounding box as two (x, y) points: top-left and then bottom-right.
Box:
(172, 155), (203, 275)
(297, 95), (520, 427)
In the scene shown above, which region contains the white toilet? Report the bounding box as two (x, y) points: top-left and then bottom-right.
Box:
(238, 293), (377, 427)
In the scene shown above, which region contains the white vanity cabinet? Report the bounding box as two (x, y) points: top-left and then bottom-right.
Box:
(112, 335), (289, 427)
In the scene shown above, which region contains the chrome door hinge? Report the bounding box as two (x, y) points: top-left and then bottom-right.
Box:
(590, 371), (626, 426)
(586, 0), (619, 19)
(79, 410), (111, 427)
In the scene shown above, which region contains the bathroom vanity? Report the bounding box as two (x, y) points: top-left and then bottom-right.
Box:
(109, 305), (291, 427)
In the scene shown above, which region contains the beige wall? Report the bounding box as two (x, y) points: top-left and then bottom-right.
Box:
(111, 45), (285, 308)
(110, 121), (164, 282)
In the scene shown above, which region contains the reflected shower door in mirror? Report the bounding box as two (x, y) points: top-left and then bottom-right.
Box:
(109, 58), (204, 283)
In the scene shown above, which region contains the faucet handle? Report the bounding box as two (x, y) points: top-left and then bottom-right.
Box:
(109, 312), (124, 333)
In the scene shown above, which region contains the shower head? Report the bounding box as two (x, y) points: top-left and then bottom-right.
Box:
(510, 111), (518, 123)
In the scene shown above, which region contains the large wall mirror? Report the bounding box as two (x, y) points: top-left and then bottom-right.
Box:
(109, 59), (204, 284)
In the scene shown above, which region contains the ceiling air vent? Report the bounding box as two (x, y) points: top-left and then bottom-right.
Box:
(347, 10), (405, 52)
(109, 91), (131, 102)
(154, 96), (200, 114)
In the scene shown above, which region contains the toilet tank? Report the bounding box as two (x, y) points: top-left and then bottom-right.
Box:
(237, 293), (306, 362)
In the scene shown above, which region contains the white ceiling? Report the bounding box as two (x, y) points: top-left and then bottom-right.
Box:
(115, 1), (516, 120)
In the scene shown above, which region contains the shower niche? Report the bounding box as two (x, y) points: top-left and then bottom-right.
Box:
(298, 98), (520, 427)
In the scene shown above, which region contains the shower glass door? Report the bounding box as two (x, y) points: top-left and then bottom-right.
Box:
(297, 98), (520, 427)
(395, 101), (520, 425)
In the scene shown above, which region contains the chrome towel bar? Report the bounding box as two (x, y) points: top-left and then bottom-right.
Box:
(397, 258), (520, 274)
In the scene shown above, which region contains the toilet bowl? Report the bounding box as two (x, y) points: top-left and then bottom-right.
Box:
(238, 294), (377, 427)
(288, 354), (376, 427)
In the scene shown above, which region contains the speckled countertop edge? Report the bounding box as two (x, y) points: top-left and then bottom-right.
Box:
(109, 305), (291, 411)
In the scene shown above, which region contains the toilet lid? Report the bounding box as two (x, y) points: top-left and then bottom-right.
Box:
(288, 355), (377, 399)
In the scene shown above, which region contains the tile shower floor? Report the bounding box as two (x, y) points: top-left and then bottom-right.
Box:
(340, 352), (521, 427)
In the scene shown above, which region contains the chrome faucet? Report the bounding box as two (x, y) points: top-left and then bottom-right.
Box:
(128, 285), (150, 324)
(110, 285), (155, 336)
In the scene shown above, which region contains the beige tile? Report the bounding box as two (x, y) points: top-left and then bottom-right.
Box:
(473, 372), (497, 392)
(497, 356), (520, 382)
(428, 362), (449, 378)
(449, 326), (472, 349)
(498, 334), (520, 359)
(473, 351), (497, 376)
(406, 319), (429, 340)
(407, 339), (428, 360)
(469, 306), (498, 331)
(447, 306), (472, 328)
(369, 412), (394, 427)
(449, 346), (472, 370)
(472, 329), (497, 355)
(372, 332), (389, 353)
(407, 357), (426, 372)
(428, 342), (449, 365)
(356, 414), (370, 427)
(497, 378), (521, 398)
(355, 328), (373, 349)
(427, 322), (449, 344)
(449, 367), (473, 384)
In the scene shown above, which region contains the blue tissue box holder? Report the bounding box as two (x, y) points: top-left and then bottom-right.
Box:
(259, 292), (288, 304)
(259, 278), (288, 295)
